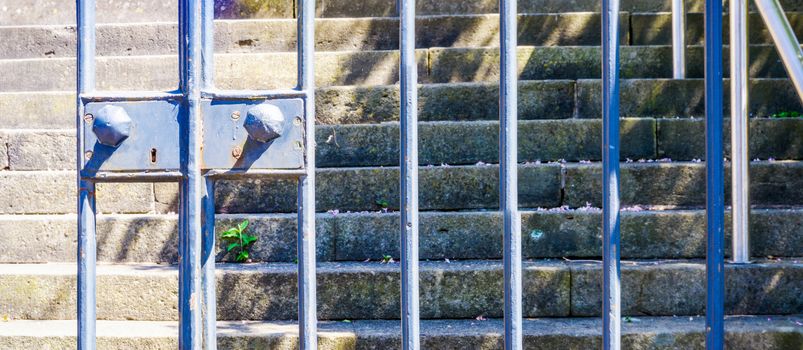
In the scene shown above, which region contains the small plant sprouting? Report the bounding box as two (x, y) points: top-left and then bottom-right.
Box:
(221, 220), (257, 263)
(381, 254), (394, 264)
(375, 199), (390, 209)
(770, 111), (802, 118)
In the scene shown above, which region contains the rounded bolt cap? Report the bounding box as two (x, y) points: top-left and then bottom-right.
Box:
(244, 104), (284, 143)
(232, 146), (243, 158)
(92, 105), (132, 147)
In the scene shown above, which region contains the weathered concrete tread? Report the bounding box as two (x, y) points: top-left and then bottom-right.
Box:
(0, 317), (800, 349)
(0, 13), (632, 59)
(0, 45), (797, 92)
(1, 208), (801, 264)
(5, 12), (803, 59)
(3, 117), (801, 171)
(0, 259), (799, 321)
(3, 79), (801, 129)
(1, 160), (801, 215)
(4, 0), (803, 24)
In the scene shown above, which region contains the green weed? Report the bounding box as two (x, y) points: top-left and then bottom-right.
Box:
(221, 220), (257, 262)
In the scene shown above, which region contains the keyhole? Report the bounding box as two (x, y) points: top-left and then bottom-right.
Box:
(150, 148), (157, 163)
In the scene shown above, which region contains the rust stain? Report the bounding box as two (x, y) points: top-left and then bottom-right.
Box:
(190, 292), (197, 310)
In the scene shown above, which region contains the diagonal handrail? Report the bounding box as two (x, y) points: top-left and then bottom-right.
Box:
(730, 0), (803, 265)
(755, 0), (803, 100)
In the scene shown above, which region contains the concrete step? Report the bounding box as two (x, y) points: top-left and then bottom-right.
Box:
(426, 45), (796, 83)
(5, 0), (803, 24)
(2, 79), (800, 130)
(0, 161), (801, 215)
(0, 260), (799, 321)
(1, 209), (800, 264)
(311, 0), (803, 18)
(0, 45), (799, 92)
(634, 12), (803, 46)
(1, 317), (800, 349)
(0, 14), (631, 59)
(0, 0), (290, 25)
(6, 12), (803, 59)
(2, 118), (801, 171)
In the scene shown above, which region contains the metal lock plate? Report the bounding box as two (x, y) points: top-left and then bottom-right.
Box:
(82, 100), (181, 174)
(202, 98), (305, 170)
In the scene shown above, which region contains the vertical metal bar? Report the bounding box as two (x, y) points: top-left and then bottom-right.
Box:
(730, 0), (751, 264)
(705, 0), (725, 349)
(200, 1), (216, 348)
(602, 0), (622, 349)
(297, 0), (317, 349)
(201, 0), (214, 89)
(754, 0), (803, 100)
(202, 178), (217, 350)
(179, 0), (204, 348)
(672, 0), (686, 78)
(500, 1), (521, 350)
(399, 0), (420, 349)
(76, 0), (97, 349)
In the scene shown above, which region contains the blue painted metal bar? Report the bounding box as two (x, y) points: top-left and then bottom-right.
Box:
(200, 1), (217, 348)
(204, 169), (306, 178)
(297, 0), (318, 348)
(179, 0), (204, 348)
(500, 1), (521, 350)
(704, 0), (725, 349)
(201, 0), (214, 89)
(601, 0), (622, 349)
(80, 91), (184, 102)
(399, 0), (420, 349)
(81, 171), (184, 182)
(202, 178), (217, 350)
(76, 0), (97, 349)
(202, 89), (307, 100)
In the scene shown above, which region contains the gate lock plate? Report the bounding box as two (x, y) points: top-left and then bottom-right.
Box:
(81, 98), (305, 176)
(202, 98), (304, 170)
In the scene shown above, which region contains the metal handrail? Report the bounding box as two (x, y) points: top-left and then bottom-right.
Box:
(755, 0), (803, 99)
(733, 0), (803, 264)
(731, 0), (751, 265)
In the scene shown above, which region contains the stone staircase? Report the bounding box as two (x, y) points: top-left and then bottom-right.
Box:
(0, 0), (801, 348)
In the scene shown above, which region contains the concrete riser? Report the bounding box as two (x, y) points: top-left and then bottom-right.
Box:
(1, 210), (800, 263)
(5, 0), (803, 24)
(0, 162), (801, 215)
(2, 80), (802, 130)
(0, 261), (798, 321)
(0, 317), (800, 350)
(4, 118), (802, 171)
(2, 46), (802, 92)
(5, 13), (803, 59)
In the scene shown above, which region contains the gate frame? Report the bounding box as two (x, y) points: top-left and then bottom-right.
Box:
(76, 0), (317, 349)
(74, 0), (739, 349)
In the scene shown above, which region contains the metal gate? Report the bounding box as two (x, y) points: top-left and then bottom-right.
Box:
(76, 0), (316, 348)
(74, 0), (754, 349)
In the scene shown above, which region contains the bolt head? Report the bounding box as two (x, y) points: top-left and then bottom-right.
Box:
(232, 146), (243, 158)
(244, 104), (284, 143)
(92, 105), (132, 147)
